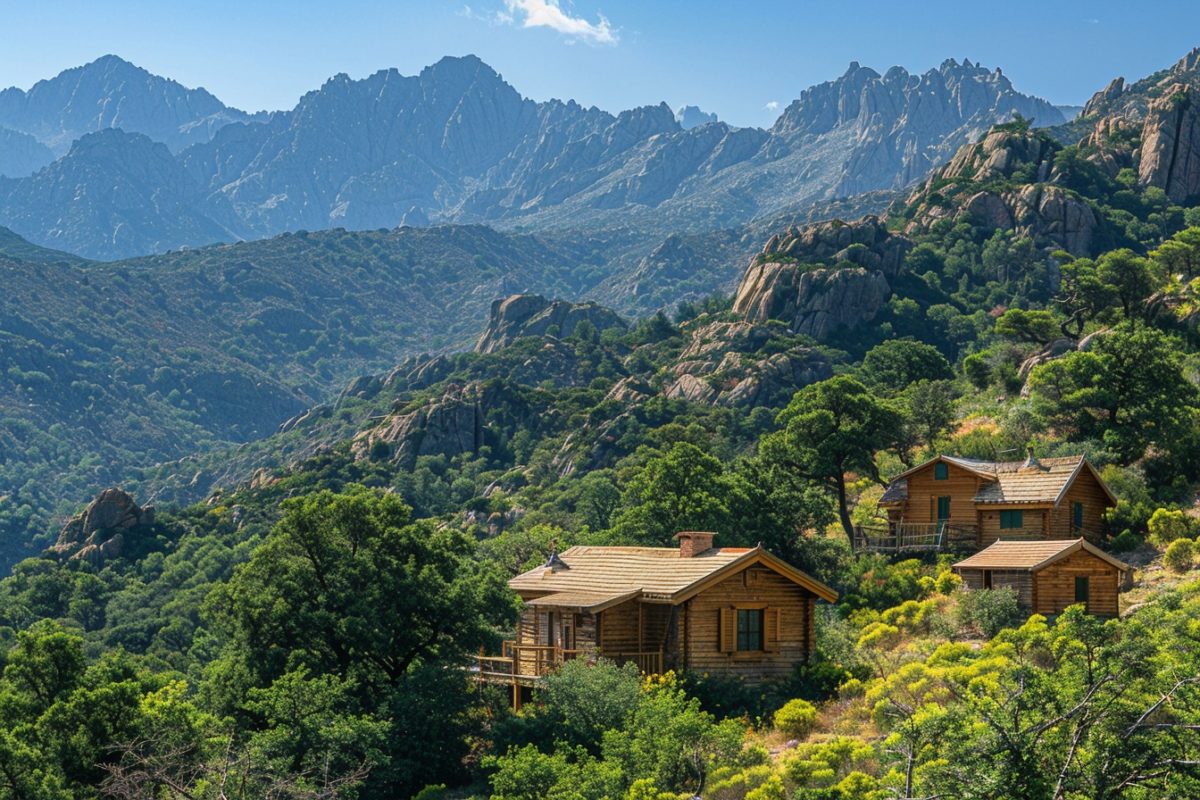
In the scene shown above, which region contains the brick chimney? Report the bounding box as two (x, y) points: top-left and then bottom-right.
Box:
(675, 531), (716, 558)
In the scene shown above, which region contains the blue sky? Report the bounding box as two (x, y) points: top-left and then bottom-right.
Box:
(3, 1), (1199, 127)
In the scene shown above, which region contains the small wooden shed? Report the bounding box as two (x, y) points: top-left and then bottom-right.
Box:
(952, 538), (1130, 617)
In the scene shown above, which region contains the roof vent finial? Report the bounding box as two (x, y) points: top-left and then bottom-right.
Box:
(1023, 446), (1042, 470)
(543, 539), (569, 571)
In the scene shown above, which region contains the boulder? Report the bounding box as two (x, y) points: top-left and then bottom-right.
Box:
(51, 488), (154, 564)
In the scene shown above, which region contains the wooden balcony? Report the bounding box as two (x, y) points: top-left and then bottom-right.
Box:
(474, 641), (664, 695)
(853, 521), (979, 554)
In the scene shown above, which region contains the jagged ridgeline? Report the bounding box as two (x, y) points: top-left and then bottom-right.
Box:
(0, 54), (1062, 259)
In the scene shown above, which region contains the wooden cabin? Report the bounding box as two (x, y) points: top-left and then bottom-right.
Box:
(478, 532), (838, 701)
(952, 538), (1130, 617)
(867, 452), (1117, 552)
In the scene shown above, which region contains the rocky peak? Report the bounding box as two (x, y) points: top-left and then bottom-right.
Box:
(675, 105), (718, 129)
(50, 488), (155, 564)
(475, 294), (628, 354)
(0, 54), (249, 154)
(1082, 77), (1127, 118)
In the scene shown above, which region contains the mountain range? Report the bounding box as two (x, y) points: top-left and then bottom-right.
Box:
(0, 54), (1064, 260)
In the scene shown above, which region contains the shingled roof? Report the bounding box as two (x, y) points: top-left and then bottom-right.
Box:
(953, 538), (1130, 573)
(880, 454), (1116, 507)
(508, 544), (838, 606)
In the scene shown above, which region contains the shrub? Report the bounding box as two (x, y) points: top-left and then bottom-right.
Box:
(1109, 529), (1141, 553)
(1147, 508), (1196, 548)
(1165, 538), (1195, 573)
(935, 569), (962, 595)
(956, 587), (1024, 638)
(774, 699), (819, 739)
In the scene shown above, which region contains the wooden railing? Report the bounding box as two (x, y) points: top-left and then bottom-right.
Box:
(475, 642), (663, 686)
(853, 522), (979, 554)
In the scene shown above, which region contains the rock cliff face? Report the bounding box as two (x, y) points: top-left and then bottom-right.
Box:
(475, 294), (628, 354)
(50, 488), (155, 564)
(735, 264), (891, 340)
(731, 217), (907, 340)
(1138, 85), (1200, 202)
(902, 125), (1098, 256)
(664, 321), (832, 407)
(352, 383), (484, 467)
(758, 217), (909, 275)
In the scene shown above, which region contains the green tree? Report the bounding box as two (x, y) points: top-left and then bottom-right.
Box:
(761, 377), (902, 543)
(993, 308), (1060, 344)
(610, 443), (731, 545)
(859, 340), (952, 392)
(209, 486), (509, 690)
(1028, 323), (1199, 463)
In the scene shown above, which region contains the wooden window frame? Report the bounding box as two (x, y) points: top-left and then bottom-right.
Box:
(719, 604), (781, 654)
(934, 462), (949, 480)
(736, 609), (763, 652)
(1073, 502), (1084, 530)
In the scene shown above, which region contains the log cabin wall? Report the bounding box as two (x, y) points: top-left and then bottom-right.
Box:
(684, 565), (816, 681)
(597, 598), (640, 655)
(896, 461), (982, 526)
(1049, 469), (1110, 539)
(958, 568), (1033, 607)
(977, 506), (1051, 547)
(1034, 550), (1120, 617)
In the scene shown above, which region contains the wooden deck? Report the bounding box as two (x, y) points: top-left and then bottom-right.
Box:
(474, 641), (663, 708)
(852, 522), (979, 554)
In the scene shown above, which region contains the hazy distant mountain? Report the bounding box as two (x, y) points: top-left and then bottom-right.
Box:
(0, 54), (1064, 259)
(0, 54), (259, 154)
(0, 129), (246, 259)
(675, 105), (719, 129)
(0, 127), (54, 177)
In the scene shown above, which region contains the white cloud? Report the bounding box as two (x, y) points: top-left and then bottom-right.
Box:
(501, 0), (617, 45)
(764, 100), (780, 112)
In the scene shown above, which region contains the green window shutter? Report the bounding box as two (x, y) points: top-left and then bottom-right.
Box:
(1000, 510), (1024, 529)
(936, 496), (951, 520)
(1073, 502), (1084, 530)
(1075, 576), (1089, 605)
(934, 462), (949, 480)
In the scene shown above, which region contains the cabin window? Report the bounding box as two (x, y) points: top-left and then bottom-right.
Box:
(736, 609), (763, 651)
(999, 510), (1024, 529)
(1075, 576), (1089, 606)
(983, 570), (993, 589)
(934, 462), (949, 480)
(936, 496), (951, 521)
(1073, 502), (1084, 530)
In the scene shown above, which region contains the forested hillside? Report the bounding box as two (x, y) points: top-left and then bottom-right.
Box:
(3, 46), (1200, 800)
